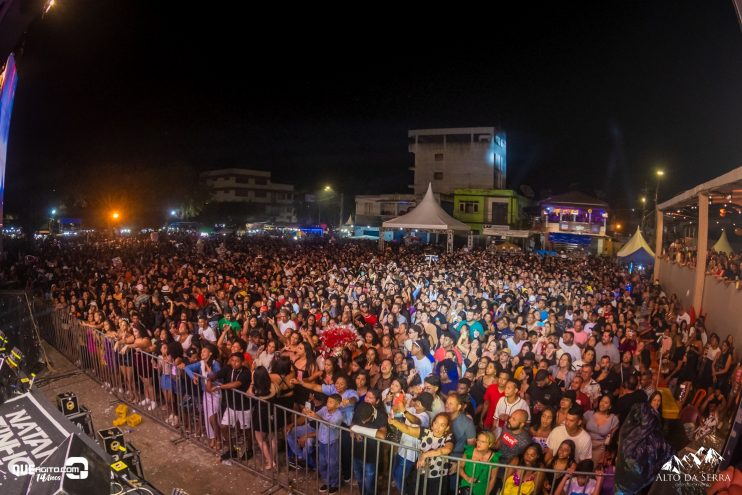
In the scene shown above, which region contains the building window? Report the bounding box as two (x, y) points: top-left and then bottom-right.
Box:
(254, 177), (268, 185)
(459, 201), (479, 214)
(235, 176), (250, 184)
(418, 135), (444, 144)
(380, 202), (397, 216)
(434, 172), (443, 180)
(434, 153), (444, 161)
(235, 189), (250, 197)
(446, 134), (471, 143)
(255, 190), (267, 198)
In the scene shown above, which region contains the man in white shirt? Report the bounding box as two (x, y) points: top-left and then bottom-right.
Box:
(558, 331), (581, 363)
(197, 316), (217, 344)
(277, 309), (297, 335)
(545, 406), (593, 462)
(493, 379), (531, 438)
(676, 307), (691, 327)
(506, 328), (527, 356)
(411, 340), (433, 382)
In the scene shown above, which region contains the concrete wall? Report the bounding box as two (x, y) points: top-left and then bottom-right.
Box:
(659, 258), (742, 357)
(412, 142), (494, 195)
(659, 259), (696, 310)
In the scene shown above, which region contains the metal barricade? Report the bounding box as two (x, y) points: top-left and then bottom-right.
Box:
(36, 302), (613, 495)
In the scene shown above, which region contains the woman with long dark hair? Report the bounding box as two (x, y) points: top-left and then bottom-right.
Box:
(292, 341), (320, 409)
(184, 344), (222, 449)
(698, 333), (721, 390)
(354, 370), (370, 402)
(583, 394), (619, 465)
(543, 439), (576, 494)
(249, 365), (278, 470)
(530, 407), (555, 451)
(502, 442), (545, 495)
(549, 353), (574, 391)
(712, 339), (734, 393)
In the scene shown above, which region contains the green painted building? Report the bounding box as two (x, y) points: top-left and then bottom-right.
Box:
(453, 189), (529, 233)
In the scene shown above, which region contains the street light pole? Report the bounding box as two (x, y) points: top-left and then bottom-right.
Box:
(49, 209), (56, 235)
(339, 192), (344, 227)
(654, 170), (664, 210)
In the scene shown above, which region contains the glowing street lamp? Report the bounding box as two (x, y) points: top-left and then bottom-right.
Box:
(654, 169), (665, 208)
(48, 208), (57, 234)
(170, 210), (177, 217)
(112, 211), (120, 220)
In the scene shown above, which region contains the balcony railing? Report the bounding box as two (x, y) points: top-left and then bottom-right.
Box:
(556, 221), (603, 234)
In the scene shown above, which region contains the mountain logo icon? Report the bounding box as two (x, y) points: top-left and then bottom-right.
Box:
(661, 447), (724, 474)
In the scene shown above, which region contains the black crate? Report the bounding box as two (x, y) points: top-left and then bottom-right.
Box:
(97, 427), (125, 459)
(56, 391), (80, 416)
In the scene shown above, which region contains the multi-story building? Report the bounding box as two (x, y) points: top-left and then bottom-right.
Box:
(200, 168), (296, 223)
(453, 189), (529, 234)
(537, 191), (609, 253)
(409, 127), (507, 196)
(354, 194), (418, 227)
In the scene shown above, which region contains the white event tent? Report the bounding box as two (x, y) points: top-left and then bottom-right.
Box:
(380, 183), (470, 252)
(712, 230), (734, 255)
(616, 227), (655, 265)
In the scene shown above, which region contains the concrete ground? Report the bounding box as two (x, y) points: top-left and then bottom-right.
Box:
(36, 343), (284, 495)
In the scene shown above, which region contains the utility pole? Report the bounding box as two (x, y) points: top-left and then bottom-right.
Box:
(339, 193), (344, 227)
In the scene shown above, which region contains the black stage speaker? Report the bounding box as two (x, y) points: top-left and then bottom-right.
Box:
(97, 427), (125, 459)
(56, 392), (80, 416)
(25, 433), (110, 495)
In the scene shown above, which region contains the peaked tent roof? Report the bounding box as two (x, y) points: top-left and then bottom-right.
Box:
(344, 214), (354, 226)
(617, 227), (655, 263)
(712, 230), (734, 255)
(382, 184), (471, 232)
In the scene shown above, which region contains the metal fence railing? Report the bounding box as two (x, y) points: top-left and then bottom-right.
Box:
(32, 300), (612, 495)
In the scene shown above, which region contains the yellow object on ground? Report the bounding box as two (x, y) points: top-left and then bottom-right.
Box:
(115, 404), (128, 418)
(112, 416), (127, 427)
(659, 387), (679, 420)
(126, 413), (142, 427)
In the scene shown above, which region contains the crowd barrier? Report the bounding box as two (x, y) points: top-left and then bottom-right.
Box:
(32, 300), (612, 495)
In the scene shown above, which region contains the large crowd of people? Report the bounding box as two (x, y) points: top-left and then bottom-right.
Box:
(9, 234), (742, 495)
(664, 237), (742, 284)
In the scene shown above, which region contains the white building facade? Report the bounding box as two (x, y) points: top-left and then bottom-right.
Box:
(201, 168), (296, 223)
(409, 127), (507, 195)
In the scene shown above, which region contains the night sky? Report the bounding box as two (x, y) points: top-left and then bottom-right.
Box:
(6, 1), (742, 226)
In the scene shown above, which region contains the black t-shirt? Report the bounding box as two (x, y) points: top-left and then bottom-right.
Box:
(596, 370), (621, 395)
(214, 365), (251, 410)
(614, 389), (647, 423)
(529, 382), (562, 409)
(352, 408), (388, 463)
